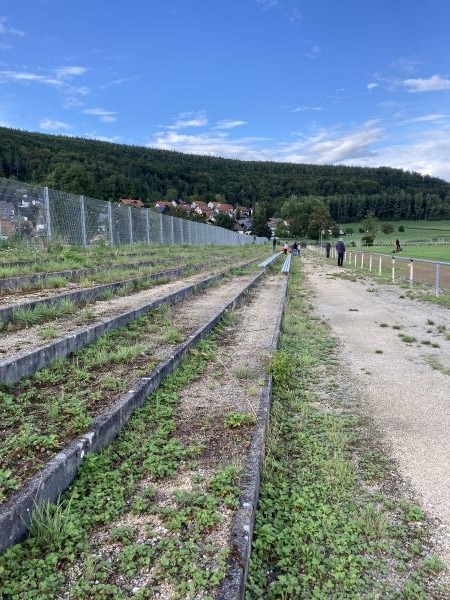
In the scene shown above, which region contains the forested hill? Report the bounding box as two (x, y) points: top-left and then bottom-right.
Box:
(1, 126), (450, 222)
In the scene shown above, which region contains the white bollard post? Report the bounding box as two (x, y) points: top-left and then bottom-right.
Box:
(379, 256), (382, 276)
(392, 257), (395, 283)
(369, 255), (373, 272)
(409, 259), (414, 289)
(361, 253), (364, 269)
(354, 253), (357, 267)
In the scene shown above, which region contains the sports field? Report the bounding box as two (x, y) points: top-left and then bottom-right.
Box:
(344, 219), (450, 243)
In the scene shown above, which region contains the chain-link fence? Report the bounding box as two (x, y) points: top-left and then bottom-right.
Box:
(0, 178), (266, 247)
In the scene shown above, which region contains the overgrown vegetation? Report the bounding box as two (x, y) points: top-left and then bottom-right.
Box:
(246, 260), (448, 598)
(0, 331), (241, 597)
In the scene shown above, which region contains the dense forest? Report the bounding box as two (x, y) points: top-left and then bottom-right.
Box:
(1, 126), (450, 223)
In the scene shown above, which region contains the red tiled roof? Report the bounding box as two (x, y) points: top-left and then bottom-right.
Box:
(120, 198), (144, 208)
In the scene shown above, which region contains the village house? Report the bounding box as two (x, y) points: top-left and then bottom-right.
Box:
(154, 201), (173, 213)
(119, 198), (144, 208)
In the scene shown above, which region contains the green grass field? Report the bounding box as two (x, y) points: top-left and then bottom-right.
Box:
(366, 246), (450, 262)
(343, 219), (450, 243)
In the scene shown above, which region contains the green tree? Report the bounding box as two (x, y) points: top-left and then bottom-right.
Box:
(214, 213), (234, 230)
(362, 212), (379, 239)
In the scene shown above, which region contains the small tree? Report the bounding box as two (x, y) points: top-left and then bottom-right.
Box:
(362, 212), (379, 240)
(214, 213), (234, 230)
(398, 225), (405, 232)
(344, 226), (354, 235)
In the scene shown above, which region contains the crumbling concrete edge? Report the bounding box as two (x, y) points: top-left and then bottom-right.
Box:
(218, 274), (289, 600)
(0, 257), (262, 385)
(0, 271), (264, 553)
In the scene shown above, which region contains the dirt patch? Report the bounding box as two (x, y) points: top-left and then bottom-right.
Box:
(305, 256), (450, 565)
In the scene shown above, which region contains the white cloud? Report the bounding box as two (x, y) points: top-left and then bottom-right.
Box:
(56, 66), (87, 79)
(367, 82), (379, 90)
(278, 122), (384, 164)
(40, 119), (72, 131)
(83, 132), (122, 143)
(0, 70), (63, 86)
(291, 106), (323, 112)
(83, 107), (117, 122)
(404, 113), (449, 124)
(168, 111), (208, 129)
(215, 119), (247, 129)
(402, 74), (450, 93)
(148, 130), (272, 161)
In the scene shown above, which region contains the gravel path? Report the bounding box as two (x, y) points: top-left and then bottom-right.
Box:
(305, 256), (450, 564)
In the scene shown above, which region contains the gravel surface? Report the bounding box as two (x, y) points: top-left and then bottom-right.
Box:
(305, 256), (450, 565)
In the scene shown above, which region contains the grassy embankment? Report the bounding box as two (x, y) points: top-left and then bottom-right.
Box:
(343, 220), (450, 245)
(247, 258), (448, 598)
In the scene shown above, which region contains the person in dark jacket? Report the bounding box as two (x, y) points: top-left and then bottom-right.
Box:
(325, 242), (331, 258)
(335, 239), (346, 266)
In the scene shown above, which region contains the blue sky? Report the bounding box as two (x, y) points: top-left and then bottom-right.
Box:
(1, 0), (450, 180)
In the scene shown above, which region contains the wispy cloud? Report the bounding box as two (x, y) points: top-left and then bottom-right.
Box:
(40, 119), (72, 131)
(0, 17), (25, 37)
(291, 105), (323, 112)
(56, 66), (87, 79)
(304, 41), (321, 59)
(402, 74), (450, 93)
(367, 82), (379, 90)
(215, 119), (247, 129)
(288, 7), (302, 23)
(168, 111), (208, 129)
(0, 70), (63, 86)
(403, 113), (449, 124)
(254, 0), (278, 10)
(83, 107), (117, 122)
(391, 57), (421, 74)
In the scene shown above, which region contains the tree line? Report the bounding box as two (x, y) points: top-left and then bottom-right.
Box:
(1, 126), (450, 224)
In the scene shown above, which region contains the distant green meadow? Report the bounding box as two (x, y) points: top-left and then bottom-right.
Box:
(343, 220), (450, 243)
(366, 246), (450, 262)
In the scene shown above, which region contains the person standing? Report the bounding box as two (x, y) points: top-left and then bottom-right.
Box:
(272, 236), (277, 252)
(325, 241), (331, 258)
(335, 239), (346, 266)
(282, 242), (289, 255)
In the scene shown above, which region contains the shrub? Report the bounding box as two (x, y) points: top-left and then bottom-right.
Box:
(361, 234), (374, 246)
(344, 226), (354, 235)
(358, 227), (365, 233)
(398, 225), (405, 232)
(381, 223), (394, 234)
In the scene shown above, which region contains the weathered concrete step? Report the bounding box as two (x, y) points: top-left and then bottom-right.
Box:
(0, 270), (265, 553)
(0, 258), (261, 385)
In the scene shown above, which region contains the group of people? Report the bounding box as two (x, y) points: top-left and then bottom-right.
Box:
(272, 238), (301, 256)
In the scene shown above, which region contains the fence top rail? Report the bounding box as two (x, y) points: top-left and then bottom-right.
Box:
(348, 250), (450, 268)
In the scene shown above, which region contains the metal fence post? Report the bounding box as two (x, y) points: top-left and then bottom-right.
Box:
(361, 253), (364, 268)
(128, 207), (134, 244)
(146, 209), (150, 245)
(369, 255), (373, 272)
(409, 259), (414, 289)
(108, 202), (114, 247)
(392, 257), (395, 283)
(43, 186), (52, 241)
(436, 263), (441, 296)
(354, 253), (357, 267)
(80, 195), (87, 247)
(379, 256), (382, 276)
